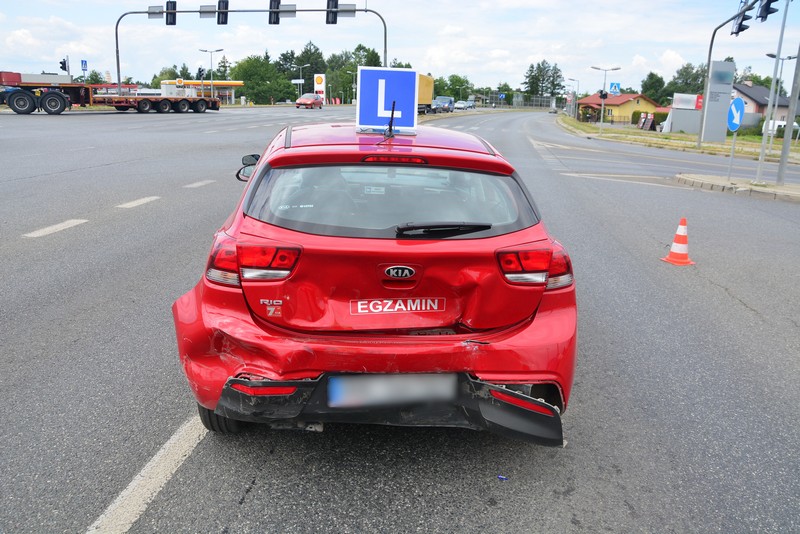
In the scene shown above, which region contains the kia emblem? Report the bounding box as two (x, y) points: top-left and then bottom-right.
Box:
(385, 266), (416, 279)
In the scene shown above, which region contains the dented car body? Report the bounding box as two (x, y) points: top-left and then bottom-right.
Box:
(173, 123), (577, 446)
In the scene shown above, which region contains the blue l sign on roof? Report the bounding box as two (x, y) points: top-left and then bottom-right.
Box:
(727, 97), (745, 132)
(356, 67), (418, 134)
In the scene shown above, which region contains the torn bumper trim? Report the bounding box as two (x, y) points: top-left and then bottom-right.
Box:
(214, 373), (564, 446)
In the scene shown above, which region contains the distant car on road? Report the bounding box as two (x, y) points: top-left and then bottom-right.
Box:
(454, 100), (467, 110)
(173, 122), (577, 446)
(465, 100), (476, 109)
(428, 100), (443, 114)
(435, 96), (454, 112)
(296, 93), (323, 109)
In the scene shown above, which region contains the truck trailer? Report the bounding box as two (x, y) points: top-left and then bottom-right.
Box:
(0, 72), (221, 115)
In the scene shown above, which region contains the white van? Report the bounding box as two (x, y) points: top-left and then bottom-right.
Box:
(762, 120), (800, 136)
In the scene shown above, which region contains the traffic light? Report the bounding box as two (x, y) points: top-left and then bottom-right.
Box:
(217, 0), (228, 25)
(731, 3), (753, 35)
(599, 90), (608, 100)
(756, 0), (778, 21)
(166, 1), (176, 25)
(269, 0), (280, 24)
(59, 59), (68, 72)
(197, 67), (206, 80)
(326, 0), (339, 24)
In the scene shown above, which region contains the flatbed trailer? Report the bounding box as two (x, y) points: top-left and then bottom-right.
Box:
(0, 71), (221, 115)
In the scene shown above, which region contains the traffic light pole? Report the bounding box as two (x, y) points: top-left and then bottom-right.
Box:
(696, 0), (759, 149)
(115, 6), (388, 97)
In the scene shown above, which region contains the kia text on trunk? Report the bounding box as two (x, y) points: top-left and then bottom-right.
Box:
(172, 123), (577, 446)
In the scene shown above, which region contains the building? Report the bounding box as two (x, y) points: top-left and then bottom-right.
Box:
(577, 93), (659, 124)
(732, 81), (794, 122)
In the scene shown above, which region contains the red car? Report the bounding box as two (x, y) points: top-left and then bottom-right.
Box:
(172, 123), (577, 446)
(295, 93), (323, 109)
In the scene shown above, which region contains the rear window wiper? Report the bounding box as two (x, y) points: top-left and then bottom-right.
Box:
(395, 221), (493, 236)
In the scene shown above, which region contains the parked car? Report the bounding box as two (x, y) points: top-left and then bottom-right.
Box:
(296, 93), (323, 109)
(435, 95), (454, 112)
(454, 100), (467, 110)
(173, 122), (577, 446)
(465, 100), (476, 109)
(428, 100), (443, 114)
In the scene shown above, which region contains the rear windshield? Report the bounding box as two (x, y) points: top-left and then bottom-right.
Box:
(244, 165), (538, 239)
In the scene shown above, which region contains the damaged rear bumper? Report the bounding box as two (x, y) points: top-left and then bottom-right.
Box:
(215, 373), (564, 447)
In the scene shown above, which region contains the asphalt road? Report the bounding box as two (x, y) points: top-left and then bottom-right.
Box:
(1, 107), (798, 533)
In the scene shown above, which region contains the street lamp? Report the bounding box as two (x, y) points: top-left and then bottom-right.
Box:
(568, 77), (580, 118)
(765, 52), (797, 153)
(199, 48), (223, 99)
(591, 66), (620, 134)
(291, 63), (311, 95)
(346, 70), (357, 103)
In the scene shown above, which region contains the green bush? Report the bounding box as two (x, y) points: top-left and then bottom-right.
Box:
(631, 110), (643, 125)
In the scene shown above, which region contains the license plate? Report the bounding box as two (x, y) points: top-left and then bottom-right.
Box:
(328, 374), (457, 408)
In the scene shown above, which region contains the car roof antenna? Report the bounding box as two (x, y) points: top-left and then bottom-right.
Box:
(385, 100), (396, 139)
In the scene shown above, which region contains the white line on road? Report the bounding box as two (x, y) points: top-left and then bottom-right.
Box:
(560, 173), (688, 189)
(23, 219), (88, 238)
(203, 130), (218, 134)
(183, 180), (216, 189)
(115, 196), (160, 209)
(85, 416), (208, 534)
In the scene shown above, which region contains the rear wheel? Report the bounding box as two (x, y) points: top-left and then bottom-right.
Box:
(7, 91), (36, 114)
(174, 99), (190, 113)
(114, 106), (130, 112)
(192, 99), (207, 113)
(41, 93), (67, 115)
(156, 99), (171, 113)
(198, 404), (242, 434)
(136, 99), (152, 113)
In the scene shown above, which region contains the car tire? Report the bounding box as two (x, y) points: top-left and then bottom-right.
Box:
(198, 404), (242, 434)
(137, 99), (152, 113)
(156, 99), (172, 113)
(114, 106), (130, 111)
(192, 99), (207, 113)
(7, 91), (36, 114)
(41, 93), (67, 115)
(174, 99), (190, 113)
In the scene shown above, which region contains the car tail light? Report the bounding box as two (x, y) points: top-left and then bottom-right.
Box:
(362, 155), (428, 164)
(497, 241), (573, 289)
(205, 233), (300, 287)
(206, 233), (241, 287)
(238, 245), (300, 281)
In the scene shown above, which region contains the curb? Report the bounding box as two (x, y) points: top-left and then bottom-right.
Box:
(676, 174), (800, 202)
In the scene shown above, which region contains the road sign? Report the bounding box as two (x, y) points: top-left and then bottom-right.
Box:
(727, 97), (745, 132)
(356, 67), (418, 133)
(81, 60), (88, 71)
(609, 82), (621, 95)
(498, 93), (506, 100)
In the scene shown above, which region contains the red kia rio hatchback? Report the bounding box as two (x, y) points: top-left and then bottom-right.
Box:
(172, 123), (577, 446)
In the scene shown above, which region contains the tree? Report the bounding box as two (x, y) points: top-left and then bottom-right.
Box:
(150, 65), (179, 88)
(296, 41), (327, 92)
(663, 62), (706, 96)
(229, 51), (294, 104)
(215, 55), (231, 80)
(353, 44), (381, 67)
(446, 74), (472, 99)
(523, 60), (564, 96)
(390, 58), (412, 68)
(326, 50), (354, 72)
(641, 72), (665, 102)
(178, 63), (193, 80)
(275, 51), (296, 76)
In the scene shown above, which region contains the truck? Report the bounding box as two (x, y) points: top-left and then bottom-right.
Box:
(0, 71), (221, 115)
(417, 73), (434, 115)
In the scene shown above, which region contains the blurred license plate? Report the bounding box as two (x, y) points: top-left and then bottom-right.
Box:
(328, 374), (457, 408)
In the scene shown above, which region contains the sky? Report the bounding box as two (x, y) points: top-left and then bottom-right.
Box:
(1, 0), (799, 93)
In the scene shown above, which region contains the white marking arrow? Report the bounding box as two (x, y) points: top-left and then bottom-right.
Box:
(731, 105), (741, 125)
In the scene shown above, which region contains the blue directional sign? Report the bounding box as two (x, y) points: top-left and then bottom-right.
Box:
(356, 67), (418, 133)
(81, 59), (87, 71)
(727, 97), (745, 132)
(609, 82), (621, 95)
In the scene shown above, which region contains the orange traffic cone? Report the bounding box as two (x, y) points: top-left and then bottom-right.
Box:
(661, 218), (695, 266)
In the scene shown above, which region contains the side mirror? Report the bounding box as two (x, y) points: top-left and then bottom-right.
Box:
(236, 165), (254, 182)
(242, 154), (259, 165)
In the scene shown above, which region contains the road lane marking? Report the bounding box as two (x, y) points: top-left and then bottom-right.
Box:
(85, 416), (208, 534)
(23, 219), (88, 238)
(561, 173), (688, 189)
(115, 196), (160, 209)
(183, 180), (216, 188)
(203, 130), (218, 134)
